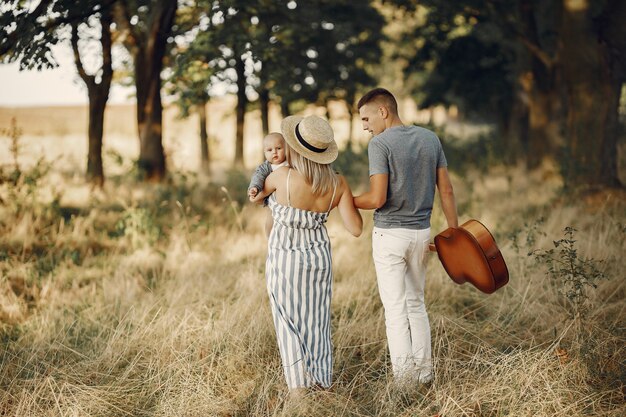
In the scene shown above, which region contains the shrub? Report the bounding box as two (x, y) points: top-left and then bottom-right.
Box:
(531, 226), (607, 317)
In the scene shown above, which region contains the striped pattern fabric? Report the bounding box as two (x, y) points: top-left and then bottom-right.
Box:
(265, 171), (336, 389)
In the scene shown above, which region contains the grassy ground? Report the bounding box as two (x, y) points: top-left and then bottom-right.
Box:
(1, 153), (624, 417)
(0, 108), (625, 416)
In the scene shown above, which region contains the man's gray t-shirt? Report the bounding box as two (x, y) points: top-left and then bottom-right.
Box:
(368, 125), (447, 230)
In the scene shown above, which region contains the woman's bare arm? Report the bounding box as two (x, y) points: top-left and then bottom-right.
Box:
(337, 176), (362, 237)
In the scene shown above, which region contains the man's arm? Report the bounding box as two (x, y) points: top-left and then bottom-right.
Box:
(436, 167), (458, 228)
(354, 174), (388, 210)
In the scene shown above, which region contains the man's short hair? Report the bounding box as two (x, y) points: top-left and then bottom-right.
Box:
(357, 88), (398, 115)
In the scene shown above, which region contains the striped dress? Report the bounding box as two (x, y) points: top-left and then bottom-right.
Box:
(266, 170), (337, 389)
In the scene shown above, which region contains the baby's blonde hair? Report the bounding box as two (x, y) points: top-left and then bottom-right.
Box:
(287, 145), (338, 196)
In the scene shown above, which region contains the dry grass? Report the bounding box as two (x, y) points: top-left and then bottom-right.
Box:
(0, 109), (625, 416)
(0, 99), (380, 175)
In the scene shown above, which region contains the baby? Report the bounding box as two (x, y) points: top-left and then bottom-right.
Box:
(248, 132), (289, 237)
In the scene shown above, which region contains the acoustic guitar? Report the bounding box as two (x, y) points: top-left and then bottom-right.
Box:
(429, 219), (509, 294)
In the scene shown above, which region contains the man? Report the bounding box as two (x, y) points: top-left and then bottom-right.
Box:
(354, 87), (458, 384)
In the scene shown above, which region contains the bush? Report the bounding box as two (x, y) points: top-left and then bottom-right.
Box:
(531, 226), (607, 317)
(224, 168), (250, 207)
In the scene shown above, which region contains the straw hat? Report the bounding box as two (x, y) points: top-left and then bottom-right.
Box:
(281, 115), (338, 164)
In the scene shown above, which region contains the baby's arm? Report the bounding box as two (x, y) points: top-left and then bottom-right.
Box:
(248, 161), (272, 197)
(250, 171), (278, 204)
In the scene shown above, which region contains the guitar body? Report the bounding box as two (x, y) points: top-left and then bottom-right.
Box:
(433, 219), (509, 294)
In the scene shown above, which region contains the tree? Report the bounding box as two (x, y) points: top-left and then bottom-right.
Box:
(308, 0), (385, 147)
(201, 0), (261, 168)
(168, 57), (214, 172)
(558, 0), (626, 188)
(1, 0), (116, 186)
(115, 0), (178, 181)
(71, 7), (113, 186)
(259, 0), (385, 127)
(391, 0), (625, 189)
(166, 3), (219, 173)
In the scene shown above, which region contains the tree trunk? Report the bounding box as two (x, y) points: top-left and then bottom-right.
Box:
(504, 90), (529, 164)
(130, 0), (177, 181)
(280, 98), (291, 118)
(87, 92), (107, 186)
(505, 19), (532, 164)
(136, 63), (166, 180)
(560, 0), (622, 189)
(526, 79), (561, 169)
(519, 0), (562, 169)
(346, 100), (355, 151)
(134, 47), (148, 142)
(259, 87), (270, 137)
(600, 0), (626, 185)
(71, 7), (113, 188)
(198, 99), (210, 172)
(234, 54), (247, 167)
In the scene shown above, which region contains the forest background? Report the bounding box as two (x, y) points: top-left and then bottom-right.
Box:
(0, 1), (625, 416)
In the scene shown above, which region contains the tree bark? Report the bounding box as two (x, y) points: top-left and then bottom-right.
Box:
(135, 56), (166, 180)
(280, 98), (291, 118)
(595, 0), (625, 187)
(234, 54), (247, 167)
(504, 85), (529, 163)
(526, 76), (561, 169)
(118, 0), (177, 181)
(346, 100), (355, 151)
(259, 87), (270, 137)
(198, 99), (210, 172)
(86, 92), (107, 187)
(559, 0), (622, 189)
(519, 0), (562, 169)
(71, 7), (113, 187)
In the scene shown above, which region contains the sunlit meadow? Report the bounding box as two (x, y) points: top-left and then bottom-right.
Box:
(0, 102), (624, 416)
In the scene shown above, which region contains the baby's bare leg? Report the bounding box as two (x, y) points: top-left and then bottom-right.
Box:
(264, 209), (274, 238)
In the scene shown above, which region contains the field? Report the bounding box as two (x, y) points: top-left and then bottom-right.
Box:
(0, 102), (625, 416)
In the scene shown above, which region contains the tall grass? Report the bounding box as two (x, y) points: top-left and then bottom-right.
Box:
(1, 141), (624, 416)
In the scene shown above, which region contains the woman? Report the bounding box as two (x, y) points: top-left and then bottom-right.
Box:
(250, 115), (362, 394)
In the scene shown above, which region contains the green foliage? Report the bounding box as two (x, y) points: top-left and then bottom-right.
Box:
(508, 217), (547, 256)
(165, 2), (218, 117)
(116, 207), (162, 250)
(0, 0), (113, 69)
(224, 168), (250, 207)
(1, 119), (55, 216)
(532, 227), (607, 317)
(391, 1), (518, 127)
(423, 125), (507, 175)
(179, 0), (385, 113)
(0, 117), (22, 175)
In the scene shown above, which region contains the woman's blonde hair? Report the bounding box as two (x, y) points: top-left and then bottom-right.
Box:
(287, 145), (339, 196)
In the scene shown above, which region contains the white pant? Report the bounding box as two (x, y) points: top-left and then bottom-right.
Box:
(372, 226), (432, 382)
